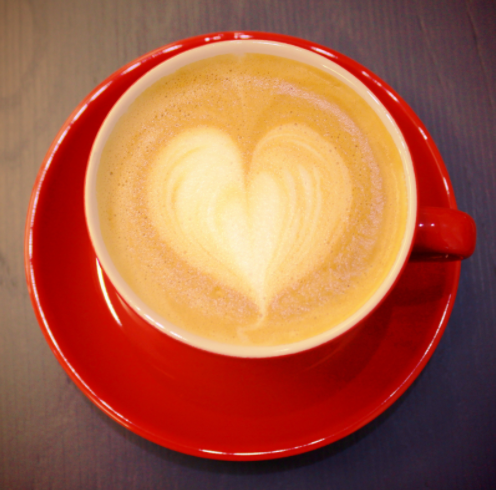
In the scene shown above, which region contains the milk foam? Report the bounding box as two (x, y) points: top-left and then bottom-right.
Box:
(147, 124), (352, 314)
(97, 53), (408, 346)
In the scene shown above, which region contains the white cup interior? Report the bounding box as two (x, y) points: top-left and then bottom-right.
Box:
(85, 40), (417, 358)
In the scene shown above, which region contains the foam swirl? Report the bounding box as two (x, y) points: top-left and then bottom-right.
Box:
(147, 124), (352, 313)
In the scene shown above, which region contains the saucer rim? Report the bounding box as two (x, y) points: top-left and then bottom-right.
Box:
(24, 31), (461, 461)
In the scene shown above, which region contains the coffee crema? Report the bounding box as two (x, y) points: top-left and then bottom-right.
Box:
(97, 53), (408, 346)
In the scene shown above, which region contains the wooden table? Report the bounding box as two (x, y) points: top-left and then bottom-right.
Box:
(1, 0), (495, 488)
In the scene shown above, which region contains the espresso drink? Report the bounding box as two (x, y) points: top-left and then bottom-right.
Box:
(97, 53), (408, 346)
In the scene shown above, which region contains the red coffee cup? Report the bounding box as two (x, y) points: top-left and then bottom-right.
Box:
(85, 34), (476, 359)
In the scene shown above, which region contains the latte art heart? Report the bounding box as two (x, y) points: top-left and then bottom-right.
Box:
(147, 124), (352, 313)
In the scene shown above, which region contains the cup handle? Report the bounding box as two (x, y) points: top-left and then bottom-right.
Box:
(411, 207), (476, 260)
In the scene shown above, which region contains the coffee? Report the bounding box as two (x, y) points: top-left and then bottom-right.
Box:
(96, 53), (408, 346)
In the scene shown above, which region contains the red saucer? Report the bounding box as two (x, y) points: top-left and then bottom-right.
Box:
(25, 32), (460, 461)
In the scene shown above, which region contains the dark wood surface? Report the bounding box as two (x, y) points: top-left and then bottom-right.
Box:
(1, 0), (495, 488)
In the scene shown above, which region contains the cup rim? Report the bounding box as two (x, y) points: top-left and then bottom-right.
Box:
(85, 38), (417, 358)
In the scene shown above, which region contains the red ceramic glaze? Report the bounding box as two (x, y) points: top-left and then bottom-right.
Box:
(413, 207), (476, 259)
(25, 32), (467, 460)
